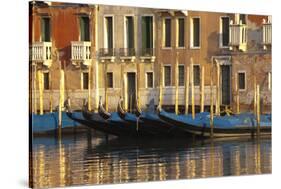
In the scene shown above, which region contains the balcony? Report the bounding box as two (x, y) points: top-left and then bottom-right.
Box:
(262, 19), (272, 50)
(119, 48), (136, 62)
(30, 42), (52, 67)
(99, 48), (116, 62)
(229, 21), (247, 52)
(140, 48), (156, 62)
(71, 41), (92, 66)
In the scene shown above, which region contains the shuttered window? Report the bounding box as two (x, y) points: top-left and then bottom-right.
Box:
(146, 72), (153, 88)
(193, 65), (200, 86)
(238, 72), (246, 90)
(43, 72), (49, 90)
(41, 17), (51, 42)
(164, 66), (171, 87)
(192, 18), (200, 47)
(80, 16), (90, 41)
(178, 65), (184, 86)
(178, 18), (185, 47)
(164, 18), (171, 47)
(221, 17), (229, 46)
(83, 72), (89, 90)
(106, 72), (113, 88)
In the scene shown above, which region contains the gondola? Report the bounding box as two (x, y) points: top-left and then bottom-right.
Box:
(158, 109), (271, 137)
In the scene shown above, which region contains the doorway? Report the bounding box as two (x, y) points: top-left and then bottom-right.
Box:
(127, 72), (136, 112)
(221, 65), (231, 105)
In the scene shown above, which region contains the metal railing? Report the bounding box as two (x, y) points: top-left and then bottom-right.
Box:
(140, 48), (155, 57)
(99, 48), (117, 57)
(119, 48), (136, 57)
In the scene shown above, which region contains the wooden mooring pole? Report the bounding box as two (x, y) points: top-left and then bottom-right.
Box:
(159, 62), (163, 109)
(104, 63), (108, 111)
(58, 63), (65, 131)
(215, 62), (220, 115)
(49, 71), (53, 113)
(88, 65), (92, 111)
(123, 72), (128, 111)
(136, 63), (141, 109)
(200, 66), (205, 113)
(38, 70), (44, 115)
(185, 66), (190, 115)
(254, 77), (257, 116)
(210, 68), (214, 138)
(236, 73), (240, 114)
(190, 58), (195, 119)
(256, 84), (260, 136)
(175, 52), (179, 115)
(34, 64), (37, 114)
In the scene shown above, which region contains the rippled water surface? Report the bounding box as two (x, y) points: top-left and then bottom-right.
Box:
(30, 131), (271, 188)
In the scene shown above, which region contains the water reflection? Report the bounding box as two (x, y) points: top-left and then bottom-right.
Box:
(30, 132), (272, 188)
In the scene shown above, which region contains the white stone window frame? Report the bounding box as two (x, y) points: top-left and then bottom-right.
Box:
(145, 71), (154, 89)
(162, 17), (172, 49)
(237, 71), (247, 92)
(176, 17), (186, 49)
(163, 65), (172, 88)
(219, 16), (230, 49)
(190, 16), (201, 49)
(123, 14), (135, 49)
(103, 15), (115, 49)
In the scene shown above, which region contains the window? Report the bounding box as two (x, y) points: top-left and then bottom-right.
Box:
(146, 72), (153, 88)
(191, 17), (200, 48)
(163, 18), (171, 47)
(41, 17), (51, 42)
(239, 14), (246, 24)
(193, 65), (200, 86)
(104, 16), (113, 49)
(106, 72), (113, 88)
(125, 16), (134, 49)
(238, 72), (246, 90)
(43, 72), (49, 90)
(82, 72), (89, 90)
(141, 16), (153, 49)
(178, 65), (184, 86)
(164, 66), (171, 87)
(221, 17), (229, 47)
(177, 18), (185, 47)
(80, 16), (90, 41)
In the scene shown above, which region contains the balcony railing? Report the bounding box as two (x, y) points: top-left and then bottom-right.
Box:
(119, 48), (136, 57)
(262, 20), (272, 49)
(31, 42), (52, 67)
(71, 41), (91, 66)
(229, 21), (247, 51)
(99, 48), (116, 62)
(140, 48), (155, 62)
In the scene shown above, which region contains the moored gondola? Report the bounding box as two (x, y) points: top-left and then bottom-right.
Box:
(159, 109), (271, 137)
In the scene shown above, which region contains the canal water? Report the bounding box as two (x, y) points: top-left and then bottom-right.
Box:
(30, 131), (272, 188)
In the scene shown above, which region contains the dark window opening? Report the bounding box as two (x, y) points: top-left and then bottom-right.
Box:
(164, 66), (171, 87)
(105, 17), (113, 48)
(221, 17), (229, 46)
(41, 17), (51, 42)
(192, 18), (200, 47)
(178, 18), (185, 47)
(164, 18), (171, 47)
(239, 14), (246, 24)
(146, 72), (153, 88)
(80, 16), (90, 41)
(193, 65), (200, 86)
(142, 16), (153, 49)
(106, 72), (113, 88)
(178, 65), (184, 86)
(83, 72), (89, 90)
(238, 72), (246, 90)
(43, 72), (49, 90)
(125, 16), (134, 49)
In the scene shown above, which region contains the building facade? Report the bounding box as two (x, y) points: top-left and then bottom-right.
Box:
(30, 1), (272, 113)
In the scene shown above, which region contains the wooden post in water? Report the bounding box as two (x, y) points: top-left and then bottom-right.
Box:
(215, 61), (220, 115)
(123, 72), (128, 111)
(254, 76), (257, 116)
(175, 52), (179, 114)
(88, 65), (92, 111)
(159, 62), (163, 109)
(210, 68), (214, 138)
(33, 64), (37, 114)
(94, 5), (99, 113)
(200, 66), (205, 113)
(49, 71), (53, 113)
(58, 63), (65, 130)
(104, 63), (108, 111)
(235, 73), (240, 114)
(256, 84), (260, 136)
(38, 70), (44, 115)
(185, 66), (190, 115)
(136, 63), (141, 109)
(190, 58), (195, 119)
